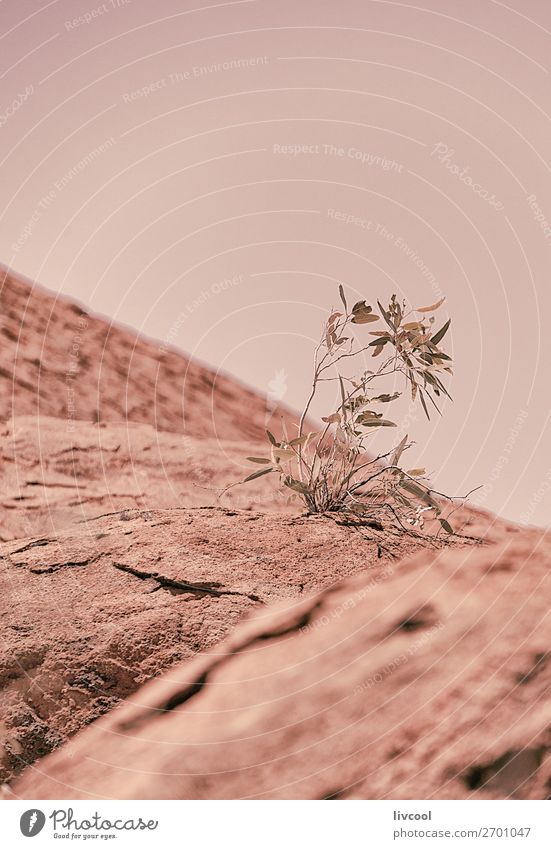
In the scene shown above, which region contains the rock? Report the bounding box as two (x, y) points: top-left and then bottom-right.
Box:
(0, 416), (292, 539)
(0, 506), (445, 784)
(1, 266), (539, 803)
(0, 267), (299, 441)
(9, 529), (551, 800)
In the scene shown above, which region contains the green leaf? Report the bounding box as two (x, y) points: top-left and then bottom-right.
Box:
(271, 446), (296, 462)
(431, 318), (451, 346)
(338, 375), (347, 413)
(394, 490), (413, 509)
(360, 419), (397, 427)
(246, 457), (271, 464)
(415, 297), (445, 313)
(438, 517), (454, 534)
(351, 311), (379, 324)
(368, 336), (391, 346)
(338, 284), (347, 312)
(430, 373), (453, 401)
(356, 410), (382, 424)
(288, 434), (312, 446)
(244, 467), (274, 482)
(401, 480), (434, 506)
(351, 300), (380, 324)
(283, 477), (310, 495)
(419, 389), (430, 420)
(266, 429), (278, 446)
(391, 433), (408, 466)
(371, 392), (400, 403)
(423, 386), (442, 416)
(377, 299), (394, 330)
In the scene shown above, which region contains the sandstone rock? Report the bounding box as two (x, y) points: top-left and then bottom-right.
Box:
(0, 267), (299, 441)
(9, 529), (550, 800)
(0, 415), (291, 540)
(1, 267), (539, 803)
(1, 505), (444, 784)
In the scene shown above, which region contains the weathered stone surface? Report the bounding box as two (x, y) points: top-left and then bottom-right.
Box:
(0, 267), (299, 441)
(8, 527), (548, 801)
(1, 267), (541, 802)
(1, 506), (446, 785)
(0, 416), (291, 540)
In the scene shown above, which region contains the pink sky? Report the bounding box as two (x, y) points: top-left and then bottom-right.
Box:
(1, 0), (551, 526)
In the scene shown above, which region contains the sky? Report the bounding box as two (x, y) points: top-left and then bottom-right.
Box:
(1, 0), (551, 526)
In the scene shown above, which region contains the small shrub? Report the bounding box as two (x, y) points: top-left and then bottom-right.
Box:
(239, 287), (467, 536)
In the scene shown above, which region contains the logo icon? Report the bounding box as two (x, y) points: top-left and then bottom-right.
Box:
(20, 809), (46, 837)
(265, 368), (288, 423)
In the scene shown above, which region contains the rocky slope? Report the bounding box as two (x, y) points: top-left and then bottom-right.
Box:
(1, 267), (545, 802)
(0, 265), (299, 441)
(8, 523), (548, 801)
(0, 506), (465, 785)
(0, 416), (291, 541)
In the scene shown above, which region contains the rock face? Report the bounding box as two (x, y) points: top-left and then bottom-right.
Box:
(8, 525), (549, 801)
(1, 267), (546, 802)
(1, 505), (449, 785)
(0, 266), (299, 441)
(0, 416), (292, 541)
